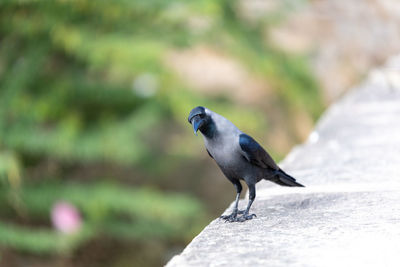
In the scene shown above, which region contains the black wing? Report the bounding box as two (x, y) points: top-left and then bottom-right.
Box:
(239, 133), (279, 170)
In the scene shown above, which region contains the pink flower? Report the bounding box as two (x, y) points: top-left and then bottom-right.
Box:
(51, 201), (82, 234)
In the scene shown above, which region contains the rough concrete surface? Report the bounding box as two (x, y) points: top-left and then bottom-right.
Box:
(167, 57), (400, 267)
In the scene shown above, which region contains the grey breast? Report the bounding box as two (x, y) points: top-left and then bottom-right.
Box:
(202, 110), (246, 174)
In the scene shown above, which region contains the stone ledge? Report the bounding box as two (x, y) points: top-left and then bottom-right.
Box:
(167, 57), (400, 267)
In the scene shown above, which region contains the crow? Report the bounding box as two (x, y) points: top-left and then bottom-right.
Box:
(188, 106), (304, 222)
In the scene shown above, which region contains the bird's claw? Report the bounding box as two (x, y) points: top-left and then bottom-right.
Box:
(237, 213), (257, 222)
(220, 212), (238, 222)
(220, 212), (256, 223)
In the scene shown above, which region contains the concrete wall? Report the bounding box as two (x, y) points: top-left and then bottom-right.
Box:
(166, 56), (400, 267)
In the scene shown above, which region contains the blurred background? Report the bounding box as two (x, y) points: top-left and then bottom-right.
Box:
(1, 0), (400, 266)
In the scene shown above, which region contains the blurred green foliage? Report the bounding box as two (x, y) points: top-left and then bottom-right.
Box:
(0, 0), (322, 265)
(0, 182), (202, 253)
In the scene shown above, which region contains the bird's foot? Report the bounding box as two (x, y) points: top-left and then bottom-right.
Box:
(220, 212), (238, 222)
(237, 213), (257, 222)
(220, 212), (256, 222)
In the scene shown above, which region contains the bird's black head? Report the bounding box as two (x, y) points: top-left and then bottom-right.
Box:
(188, 106), (213, 136)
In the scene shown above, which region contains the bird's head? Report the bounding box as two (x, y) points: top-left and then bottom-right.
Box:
(188, 106), (212, 136)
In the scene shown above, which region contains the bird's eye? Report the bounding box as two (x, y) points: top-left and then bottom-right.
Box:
(200, 113), (205, 118)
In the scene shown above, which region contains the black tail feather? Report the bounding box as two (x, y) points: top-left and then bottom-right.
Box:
(272, 169), (305, 187)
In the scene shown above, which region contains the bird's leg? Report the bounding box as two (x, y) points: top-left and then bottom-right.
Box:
(220, 181), (242, 222)
(238, 183), (257, 222)
(220, 192), (240, 221)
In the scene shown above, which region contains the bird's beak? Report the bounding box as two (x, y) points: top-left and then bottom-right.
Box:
(191, 116), (204, 136)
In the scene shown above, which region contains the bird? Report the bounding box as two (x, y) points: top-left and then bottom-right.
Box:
(188, 106), (304, 222)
